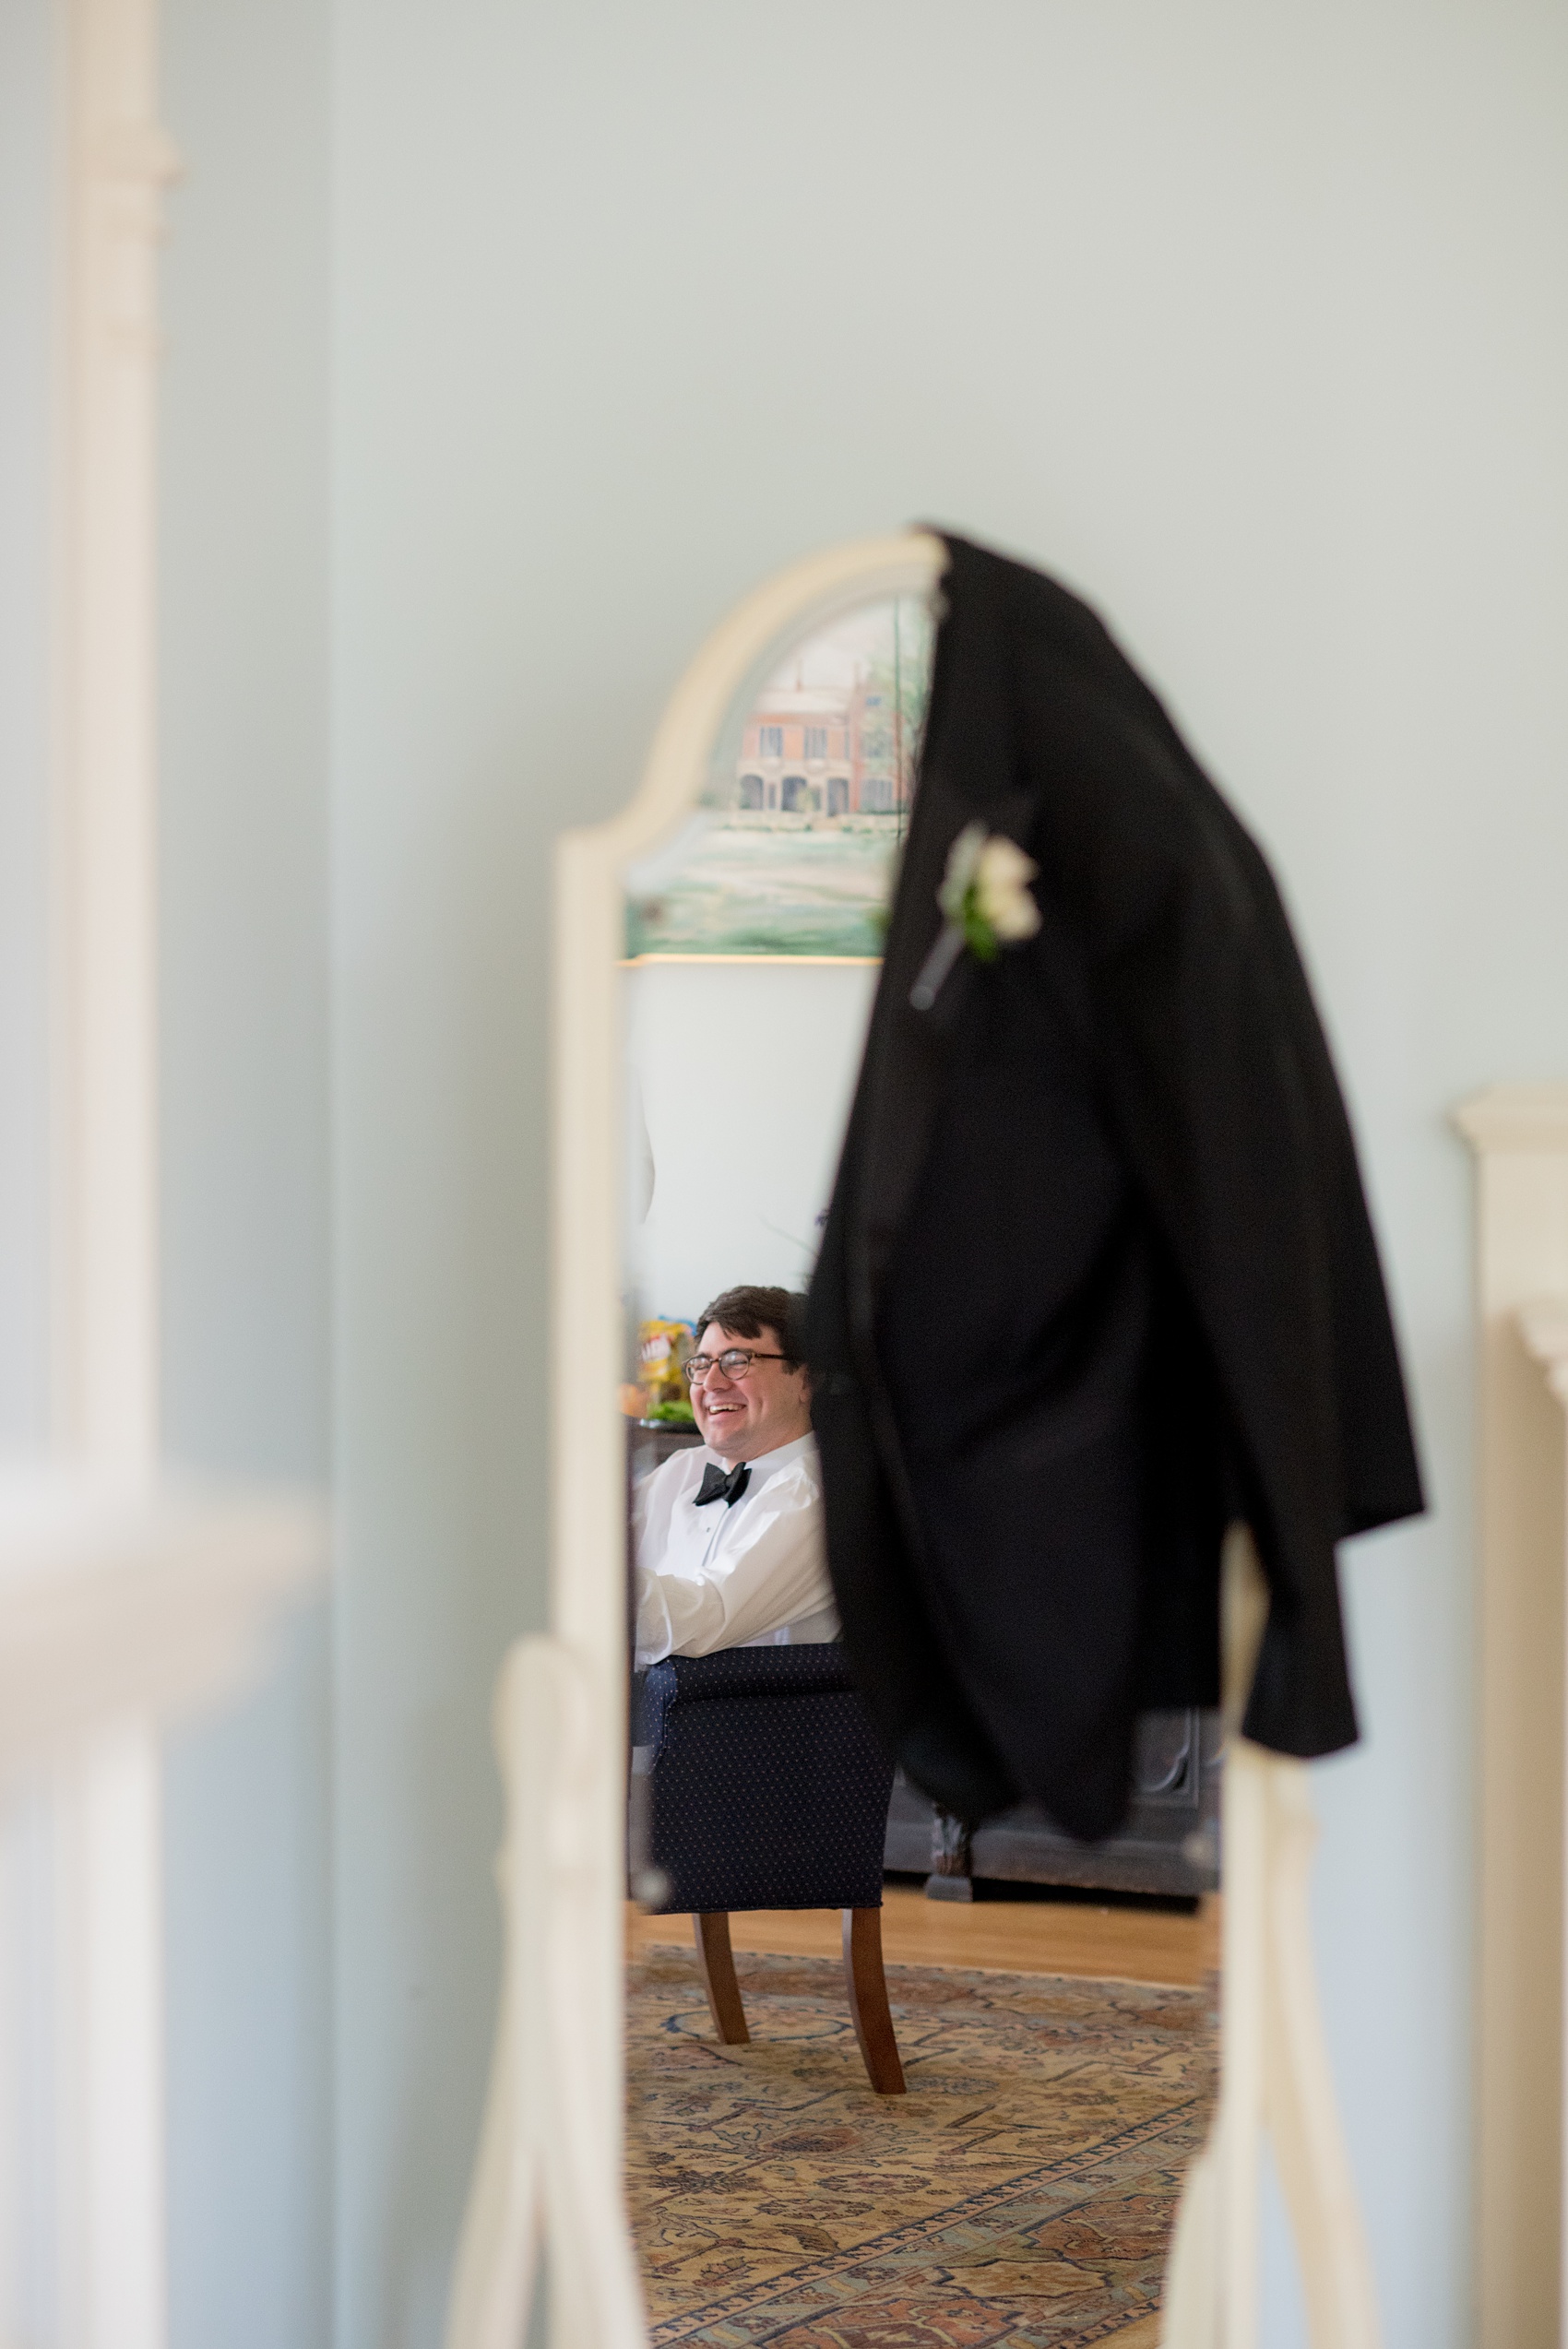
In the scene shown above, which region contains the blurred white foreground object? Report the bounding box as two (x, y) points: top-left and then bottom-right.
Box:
(0, 1469), (323, 1785)
(0, 0), (328, 2334)
(1160, 1533), (1382, 2349)
(0, 1466), (324, 2349)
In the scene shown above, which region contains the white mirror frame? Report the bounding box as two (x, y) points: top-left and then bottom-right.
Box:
(445, 532), (1386, 2349)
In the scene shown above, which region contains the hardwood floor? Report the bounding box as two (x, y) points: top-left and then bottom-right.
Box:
(628, 1881), (1220, 1989)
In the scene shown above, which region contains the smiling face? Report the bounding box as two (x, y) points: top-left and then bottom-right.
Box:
(689, 1322), (813, 1463)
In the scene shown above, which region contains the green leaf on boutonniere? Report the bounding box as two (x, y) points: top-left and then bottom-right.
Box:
(911, 824), (1041, 1011)
(961, 903), (1001, 962)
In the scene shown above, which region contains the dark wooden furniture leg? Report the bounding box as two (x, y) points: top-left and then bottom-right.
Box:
(842, 1906), (906, 2094)
(924, 1808), (975, 1903)
(693, 1912), (749, 2044)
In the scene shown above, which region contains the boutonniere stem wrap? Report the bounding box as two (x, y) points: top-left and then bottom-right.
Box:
(909, 824), (1042, 1011)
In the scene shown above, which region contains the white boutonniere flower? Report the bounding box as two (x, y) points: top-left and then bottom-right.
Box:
(910, 824), (1041, 1010)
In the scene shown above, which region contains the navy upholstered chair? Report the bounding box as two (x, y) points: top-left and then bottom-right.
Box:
(630, 1643), (905, 2094)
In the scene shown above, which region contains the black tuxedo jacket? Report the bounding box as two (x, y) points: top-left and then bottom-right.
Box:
(805, 534), (1424, 1842)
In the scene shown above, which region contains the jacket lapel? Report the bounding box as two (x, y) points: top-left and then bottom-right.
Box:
(847, 536), (1028, 1320)
(854, 762), (983, 1311)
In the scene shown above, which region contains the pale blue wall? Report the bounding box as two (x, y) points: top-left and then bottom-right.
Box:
(628, 961), (883, 1316)
(159, 1), (333, 2343)
(143, 0), (1568, 2342)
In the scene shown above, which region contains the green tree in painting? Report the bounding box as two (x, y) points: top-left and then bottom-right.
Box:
(857, 596), (935, 832)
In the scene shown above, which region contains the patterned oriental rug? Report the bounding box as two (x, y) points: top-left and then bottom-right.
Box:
(626, 1945), (1217, 2349)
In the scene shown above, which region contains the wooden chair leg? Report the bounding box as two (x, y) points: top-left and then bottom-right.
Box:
(692, 1912), (749, 2044)
(842, 1906), (906, 2094)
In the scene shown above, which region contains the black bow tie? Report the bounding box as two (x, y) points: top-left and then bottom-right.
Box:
(695, 1460), (751, 1509)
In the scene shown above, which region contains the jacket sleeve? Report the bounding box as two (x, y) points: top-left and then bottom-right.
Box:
(1016, 638), (1421, 1758)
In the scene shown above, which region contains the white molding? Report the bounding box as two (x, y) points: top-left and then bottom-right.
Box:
(1523, 1287), (1568, 2349)
(1455, 1086), (1568, 1157)
(1455, 1082), (1568, 2347)
(39, 5), (183, 2342)
(1515, 1292), (1568, 2345)
(53, 0), (179, 1469)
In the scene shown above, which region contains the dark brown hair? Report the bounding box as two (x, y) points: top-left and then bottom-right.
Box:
(695, 1285), (806, 1370)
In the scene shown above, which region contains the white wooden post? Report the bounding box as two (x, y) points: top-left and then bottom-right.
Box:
(1455, 1085), (1568, 2349)
(48, 1), (180, 2340)
(1518, 1297), (1568, 2348)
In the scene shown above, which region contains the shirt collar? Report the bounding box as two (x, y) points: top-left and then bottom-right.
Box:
(698, 1430), (815, 1478)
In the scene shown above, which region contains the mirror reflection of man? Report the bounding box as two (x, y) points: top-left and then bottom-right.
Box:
(633, 1285), (840, 1669)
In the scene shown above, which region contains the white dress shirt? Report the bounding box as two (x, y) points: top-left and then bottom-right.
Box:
(632, 1430), (841, 1668)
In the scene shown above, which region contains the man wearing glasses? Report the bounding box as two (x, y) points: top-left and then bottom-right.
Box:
(632, 1284), (840, 1668)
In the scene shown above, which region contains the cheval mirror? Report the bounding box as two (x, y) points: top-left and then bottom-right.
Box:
(443, 535), (1384, 2349)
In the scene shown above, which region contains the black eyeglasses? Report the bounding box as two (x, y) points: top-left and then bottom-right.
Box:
(683, 1349), (787, 1385)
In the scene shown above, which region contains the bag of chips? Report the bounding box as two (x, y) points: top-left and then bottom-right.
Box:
(636, 1319), (695, 1418)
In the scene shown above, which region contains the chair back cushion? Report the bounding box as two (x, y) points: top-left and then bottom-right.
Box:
(632, 1644), (894, 1915)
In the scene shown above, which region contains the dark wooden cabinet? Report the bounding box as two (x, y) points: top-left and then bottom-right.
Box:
(628, 1418), (703, 1480)
(884, 1708), (1222, 1901)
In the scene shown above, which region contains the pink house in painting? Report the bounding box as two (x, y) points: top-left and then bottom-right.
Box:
(734, 677), (899, 815)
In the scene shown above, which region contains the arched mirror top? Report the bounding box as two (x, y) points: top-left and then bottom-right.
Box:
(580, 531), (947, 878)
(624, 580), (938, 965)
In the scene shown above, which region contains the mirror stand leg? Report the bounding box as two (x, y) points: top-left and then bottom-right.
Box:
(841, 1907), (907, 2095)
(1261, 1756), (1383, 2349)
(693, 1913), (750, 2043)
